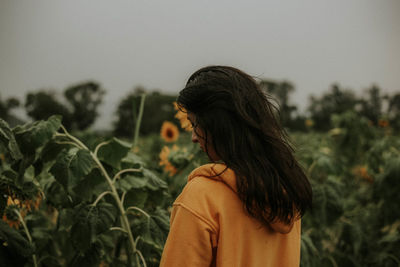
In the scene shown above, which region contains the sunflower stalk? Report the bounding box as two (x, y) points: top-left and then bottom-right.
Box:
(14, 209), (38, 267)
(133, 93), (146, 150)
(56, 125), (147, 266)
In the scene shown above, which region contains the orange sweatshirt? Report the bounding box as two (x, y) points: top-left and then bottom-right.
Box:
(160, 163), (301, 267)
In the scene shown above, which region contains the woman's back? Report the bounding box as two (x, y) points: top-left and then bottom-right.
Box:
(160, 65), (311, 266)
(160, 164), (301, 267)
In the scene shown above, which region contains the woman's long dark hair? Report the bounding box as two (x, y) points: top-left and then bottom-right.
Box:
(177, 65), (312, 226)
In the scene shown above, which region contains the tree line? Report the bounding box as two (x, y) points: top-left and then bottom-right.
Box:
(1, 79), (399, 135)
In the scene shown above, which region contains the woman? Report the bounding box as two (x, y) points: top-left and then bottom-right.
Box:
(160, 66), (312, 267)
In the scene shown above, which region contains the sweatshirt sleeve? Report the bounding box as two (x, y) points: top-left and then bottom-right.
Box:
(160, 203), (218, 267)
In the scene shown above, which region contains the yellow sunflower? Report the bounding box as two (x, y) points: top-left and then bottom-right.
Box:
(160, 121), (179, 142)
(159, 145), (178, 176)
(305, 119), (314, 127)
(173, 102), (193, 132)
(3, 196), (21, 229)
(2, 193), (42, 229)
(352, 165), (373, 183)
(378, 119), (389, 128)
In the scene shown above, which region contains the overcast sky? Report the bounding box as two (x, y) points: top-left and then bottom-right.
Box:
(1, 0), (399, 130)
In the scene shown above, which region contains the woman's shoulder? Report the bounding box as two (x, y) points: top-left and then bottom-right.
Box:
(187, 163), (226, 180)
(186, 163), (238, 192)
(174, 163), (238, 215)
(178, 164), (231, 200)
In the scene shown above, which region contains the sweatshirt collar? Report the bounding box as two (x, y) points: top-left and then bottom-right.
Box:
(188, 163), (238, 193)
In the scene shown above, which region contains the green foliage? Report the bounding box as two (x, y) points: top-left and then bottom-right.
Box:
(25, 81), (105, 131)
(97, 138), (132, 169)
(0, 220), (33, 266)
(113, 88), (177, 137)
(0, 118), (23, 161)
(293, 111), (400, 266)
(64, 81), (105, 130)
(388, 92), (400, 130)
(308, 84), (358, 131)
(0, 116), (170, 266)
(1, 100), (400, 267)
(259, 79), (301, 129)
(25, 91), (72, 129)
(50, 148), (94, 193)
(70, 203), (117, 251)
(14, 115), (61, 155)
(359, 85), (383, 125)
(330, 110), (378, 163)
(0, 94), (23, 128)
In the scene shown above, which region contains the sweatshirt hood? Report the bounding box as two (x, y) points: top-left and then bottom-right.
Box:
(187, 163), (298, 234)
(188, 163), (238, 193)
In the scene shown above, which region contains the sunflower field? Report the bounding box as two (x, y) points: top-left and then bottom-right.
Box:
(1, 101), (400, 267)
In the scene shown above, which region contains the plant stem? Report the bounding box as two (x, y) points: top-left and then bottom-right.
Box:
(54, 141), (82, 149)
(109, 227), (128, 234)
(112, 168), (142, 184)
(92, 191), (113, 207)
(91, 153), (137, 255)
(59, 125), (144, 266)
(133, 93), (146, 150)
(56, 127), (89, 151)
(15, 210), (38, 267)
(126, 206), (150, 218)
(94, 140), (111, 157)
(137, 250), (147, 267)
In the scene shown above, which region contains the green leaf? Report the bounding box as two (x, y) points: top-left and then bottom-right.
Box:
(0, 118), (22, 160)
(50, 148), (94, 192)
(70, 203), (117, 252)
(0, 220), (33, 258)
(38, 256), (62, 267)
(134, 207), (169, 252)
(43, 179), (70, 207)
(143, 169), (167, 190)
(123, 189), (148, 209)
(40, 140), (67, 164)
(374, 157), (400, 224)
(1, 169), (18, 186)
(13, 115), (61, 155)
(115, 174), (147, 191)
(24, 213), (53, 251)
(68, 240), (103, 267)
(309, 176), (344, 226)
(301, 233), (319, 266)
(121, 151), (146, 169)
(96, 203), (118, 233)
(97, 138), (131, 169)
(115, 169), (167, 195)
(151, 207), (170, 236)
(12, 155), (35, 186)
(147, 190), (169, 207)
(72, 168), (107, 202)
(57, 208), (75, 231)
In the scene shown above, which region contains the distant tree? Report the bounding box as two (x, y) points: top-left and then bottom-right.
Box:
(24, 81), (105, 131)
(259, 79), (298, 129)
(387, 92), (400, 130)
(307, 84), (358, 131)
(25, 91), (72, 129)
(113, 87), (177, 137)
(0, 95), (23, 127)
(358, 85), (383, 125)
(288, 113), (308, 132)
(0, 95), (20, 118)
(113, 87), (143, 138)
(64, 81), (105, 130)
